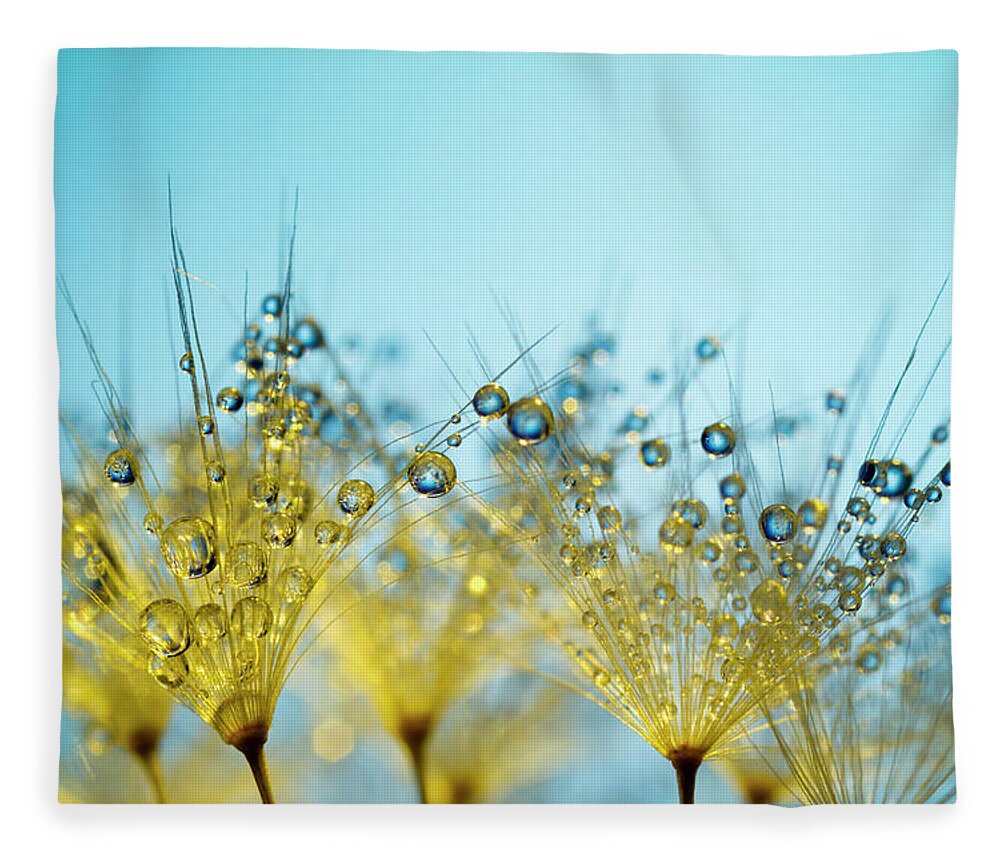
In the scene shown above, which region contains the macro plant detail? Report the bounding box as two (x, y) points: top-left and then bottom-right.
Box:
(56, 48), (955, 805)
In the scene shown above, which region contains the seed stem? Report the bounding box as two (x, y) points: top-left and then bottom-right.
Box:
(234, 734), (275, 804)
(399, 715), (434, 804)
(667, 747), (704, 805)
(128, 729), (167, 804)
(136, 749), (168, 804)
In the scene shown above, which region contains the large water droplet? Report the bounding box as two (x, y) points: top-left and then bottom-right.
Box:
(759, 504), (797, 545)
(194, 602), (227, 642)
(249, 474), (280, 509)
(407, 451), (457, 498)
(639, 438), (670, 469)
(216, 387), (245, 413)
(139, 598), (190, 656)
(262, 512), (298, 549)
(104, 450), (136, 486)
(147, 652), (188, 688)
(750, 579), (787, 625)
(228, 541), (268, 587)
(472, 382), (509, 419)
(231, 596), (273, 640)
(701, 422), (736, 458)
(160, 517), (217, 580)
(506, 397), (554, 445)
(337, 479), (376, 518)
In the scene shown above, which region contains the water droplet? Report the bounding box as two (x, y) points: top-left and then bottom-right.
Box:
(759, 504), (797, 545)
(179, 352), (195, 373)
(143, 512), (163, 536)
(847, 497), (870, 520)
(735, 548), (759, 573)
(825, 390), (846, 414)
(856, 643), (882, 673)
(407, 451), (457, 498)
(216, 387), (244, 413)
(261, 294), (283, 319)
(314, 520), (345, 546)
(719, 473), (746, 502)
(104, 450), (136, 486)
(231, 596), (273, 640)
(235, 642), (258, 682)
(797, 498), (828, 533)
(858, 459), (887, 492)
(672, 499), (708, 530)
(506, 396), (554, 445)
(839, 590), (862, 614)
(582, 610), (598, 628)
(639, 438), (671, 469)
(886, 573), (908, 602)
(711, 614), (738, 645)
(597, 505), (622, 532)
(262, 512), (298, 549)
(160, 517), (217, 579)
(290, 320), (321, 353)
(472, 383), (510, 419)
(197, 415), (215, 436)
(775, 555), (797, 579)
(701, 422), (736, 458)
(750, 580), (787, 625)
(282, 566), (313, 604)
(284, 338), (304, 360)
(698, 539), (723, 564)
(659, 517), (693, 553)
(139, 598), (190, 656)
(446, 433), (462, 448)
(228, 541), (268, 587)
(337, 479), (376, 518)
(879, 532), (907, 561)
(696, 336), (720, 360)
(249, 474), (280, 508)
(206, 460), (226, 483)
(653, 580), (676, 605)
(147, 652), (188, 688)
(932, 591), (951, 624)
(880, 459), (913, 498)
(194, 603), (227, 641)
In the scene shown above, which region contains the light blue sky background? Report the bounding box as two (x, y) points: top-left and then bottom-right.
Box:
(55, 49), (956, 802)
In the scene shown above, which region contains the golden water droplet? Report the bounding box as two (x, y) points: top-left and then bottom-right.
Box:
(473, 382), (509, 419)
(231, 596), (273, 640)
(750, 579), (787, 625)
(262, 512), (298, 549)
(193, 603), (227, 641)
(337, 479), (376, 518)
(228, 541), (268, 587)
(139, 598), (190, 656)
(160, 517), (217, 580)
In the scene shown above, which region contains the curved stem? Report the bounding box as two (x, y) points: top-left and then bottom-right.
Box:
(667, 748), (703, 805)
(236, 738), (275, 804)
(136, 749), (168, 804)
